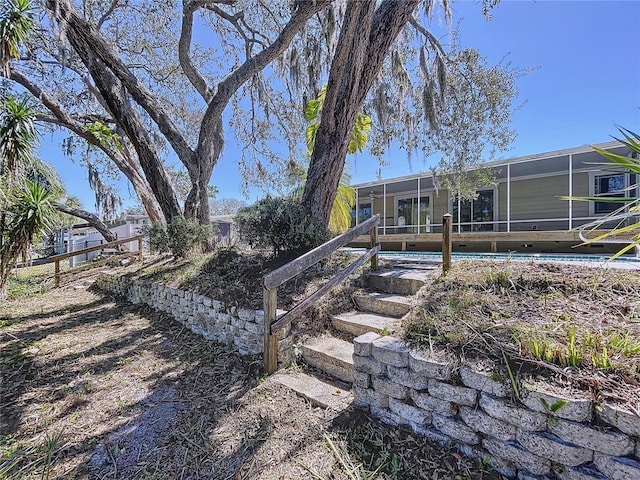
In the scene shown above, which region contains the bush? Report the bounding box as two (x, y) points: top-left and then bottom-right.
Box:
(235, 196), (329, 257)
(146, 217), (213, 258)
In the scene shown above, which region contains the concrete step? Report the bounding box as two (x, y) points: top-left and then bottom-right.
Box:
(353, 292), (412, 317)
(301, 336), (354, 384)
(332, 311), (401, 338)
(368, 269), (429, 295)
(271, 371), (352, 410)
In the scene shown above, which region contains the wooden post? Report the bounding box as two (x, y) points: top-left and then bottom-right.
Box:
(54, 259), (60, 287)
(263, 287), (278, 374)
(370, 222), (379, 270)
(442, 213), (452, 274)
(138, 237), (143, 262)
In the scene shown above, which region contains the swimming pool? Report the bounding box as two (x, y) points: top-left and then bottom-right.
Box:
(343, 248), (640, 265)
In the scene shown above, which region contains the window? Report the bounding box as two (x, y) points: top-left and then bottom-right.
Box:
(351, 202), (372, 226)
(593, 173), (626, 214)
(452, 189), (495, 232)
(396, 196), (430, 233)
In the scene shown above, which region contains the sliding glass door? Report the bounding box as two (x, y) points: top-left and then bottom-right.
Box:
(396, 196), (430, 233)
(452, 189), (495, 232)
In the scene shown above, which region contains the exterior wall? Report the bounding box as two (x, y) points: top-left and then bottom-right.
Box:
(508, 175), (570, 230)
(95, 272), (288, 359)
(432, 191), (450, 228)
(353, 332), (640, 479)
(571, 171), (595, 226)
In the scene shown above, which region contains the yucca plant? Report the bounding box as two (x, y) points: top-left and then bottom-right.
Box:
(0, 181), (55, 300)
(0, 0), (35, 77)
(0, 95), (37, 178)
(568, 127), (639, 259)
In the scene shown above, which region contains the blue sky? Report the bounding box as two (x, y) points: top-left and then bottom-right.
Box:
(39, 0), (640, 212)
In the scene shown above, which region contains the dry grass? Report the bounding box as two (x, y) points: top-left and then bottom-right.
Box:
(1, 277), (499, 480)
(404, 260), (640, 408)
(123, 249), (357, 309)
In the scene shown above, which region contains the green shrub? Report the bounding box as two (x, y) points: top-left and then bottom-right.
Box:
(235, 196), (329, 257)
(146, 217), (213, 258)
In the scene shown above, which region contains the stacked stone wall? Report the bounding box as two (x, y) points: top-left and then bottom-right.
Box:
(96, 272), (267, 356)
(353, 332), (640, 480)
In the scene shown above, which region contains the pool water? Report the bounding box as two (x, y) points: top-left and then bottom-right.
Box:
(379, 250), (640, 264)
(343, 248), (639, 265)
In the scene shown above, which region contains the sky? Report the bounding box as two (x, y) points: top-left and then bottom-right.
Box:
(38, 0), (640, 213)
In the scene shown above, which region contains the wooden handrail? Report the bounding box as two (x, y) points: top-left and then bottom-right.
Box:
(53, 234), (144, 287)
(262, 215), (380, 373)
(50, 234), (144, 261)
(270, 244), (380, 333)
(263, 214), (380, 290)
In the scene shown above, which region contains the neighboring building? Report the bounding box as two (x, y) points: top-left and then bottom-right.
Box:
(51, 215), (149, 267)
(49, 214), (238, 266)
(210, 214), (237, 246)
(350, 141), (638, 254)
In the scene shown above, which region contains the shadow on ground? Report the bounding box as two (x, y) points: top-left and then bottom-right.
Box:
(1, 282), (499, 480)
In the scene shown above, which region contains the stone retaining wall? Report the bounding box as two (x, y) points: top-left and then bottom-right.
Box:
(353, 332), (640, 480)
(96, 272), (267, 356)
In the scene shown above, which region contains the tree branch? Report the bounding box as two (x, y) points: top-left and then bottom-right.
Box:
(96, 0), (120, 30)
(408, 16), (447, 59)
(55, 202), (117, 243)
(179, 1), (214, 103)
(47, 0), (197, 169)
(196, 0), (332, 163)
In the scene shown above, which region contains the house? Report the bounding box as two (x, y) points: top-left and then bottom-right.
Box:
(350, 141), (638, 254)
(51, 215), (149, 267)
(49, 213), (238, 267)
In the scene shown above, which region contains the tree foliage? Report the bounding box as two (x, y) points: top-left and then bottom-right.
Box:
(235, 196), (329, 257)
(209, 197), (248, 216)
(2, 0), (521, 235)
(304, 84), (372, 158)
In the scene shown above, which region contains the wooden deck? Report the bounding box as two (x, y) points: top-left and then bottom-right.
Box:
(353, 230), (636, 254)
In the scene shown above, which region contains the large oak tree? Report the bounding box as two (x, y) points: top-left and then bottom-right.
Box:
(3, 0), (517, 233)
(3, 0), (333, 224)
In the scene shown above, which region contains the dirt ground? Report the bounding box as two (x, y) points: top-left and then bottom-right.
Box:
(404, 260), (640, 409)
(1, 276), (498, 480)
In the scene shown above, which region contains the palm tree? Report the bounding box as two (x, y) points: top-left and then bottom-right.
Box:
(0, 95), (37, 178)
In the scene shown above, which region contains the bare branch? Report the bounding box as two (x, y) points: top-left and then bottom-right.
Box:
(179, 1), (214, 102)
(96, 0), (120, 30)
(408, 16), (446, 59)
(55, 202), (117, 242)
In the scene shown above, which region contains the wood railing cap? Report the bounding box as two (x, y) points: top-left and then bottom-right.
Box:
(50, 234), (144, 261)
(263, 215), (380, 290)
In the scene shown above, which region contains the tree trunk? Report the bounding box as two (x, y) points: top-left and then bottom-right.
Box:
(55, 203), (117, 243)
(48, 0), (330, 226)
(301, 0), (420, 228)
(9, 69), (165, 225)
(47, 0), (183, 222)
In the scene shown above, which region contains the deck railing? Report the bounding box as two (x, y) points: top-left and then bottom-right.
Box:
(50, 235), (144, 287)
(262, 215), (380, 373)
